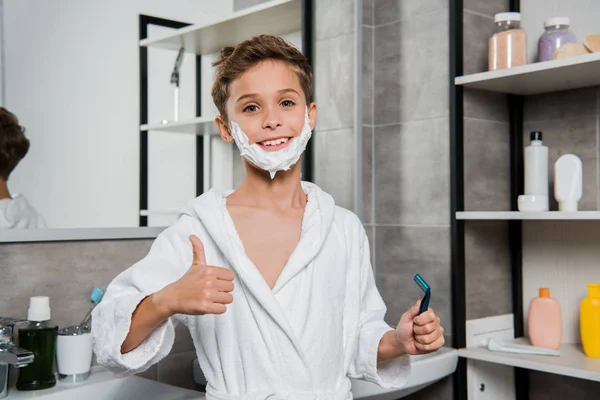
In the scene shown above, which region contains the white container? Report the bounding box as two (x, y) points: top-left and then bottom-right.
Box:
(554, 154), (582, 211)
(56, 330), (93, 382)
(523, 131), (549, 210)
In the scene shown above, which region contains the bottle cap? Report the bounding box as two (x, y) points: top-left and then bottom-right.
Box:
(495, 12), (521, 23)
(530, 131), (543, 141)
(27, 296), (51, 321)
(539, 288), (550, 298)
(545, 17), (570, 27)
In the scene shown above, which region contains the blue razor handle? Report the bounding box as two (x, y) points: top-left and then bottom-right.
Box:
(413, 274), (431, 315)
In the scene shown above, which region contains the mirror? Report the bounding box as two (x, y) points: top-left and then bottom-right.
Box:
(0, 0), (304, 235)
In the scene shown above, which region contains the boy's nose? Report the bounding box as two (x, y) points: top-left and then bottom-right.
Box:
(262, 108), (282, 130)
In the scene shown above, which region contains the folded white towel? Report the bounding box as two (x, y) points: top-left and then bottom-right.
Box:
(487, 338), (560, 356)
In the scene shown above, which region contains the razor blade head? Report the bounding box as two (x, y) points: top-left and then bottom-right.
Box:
(414, 274), (431, 293)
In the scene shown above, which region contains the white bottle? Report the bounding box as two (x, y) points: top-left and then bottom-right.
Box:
(524, 131), (549, 210)
(554, 154), (582, 212)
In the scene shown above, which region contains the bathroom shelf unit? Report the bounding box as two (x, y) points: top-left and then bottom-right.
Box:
(458, 340), (600, 383)
(456, 211), (600, 220)
(139, 0), (301, 54)
(140, 116), (219, 135)
(454, 52), (600, 95)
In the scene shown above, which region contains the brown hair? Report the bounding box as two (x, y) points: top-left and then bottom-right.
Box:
(211, 35), (313, 121)
(0, 107), (30, 181)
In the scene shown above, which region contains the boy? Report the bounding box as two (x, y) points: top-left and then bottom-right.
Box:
(92, 35), (444, 399)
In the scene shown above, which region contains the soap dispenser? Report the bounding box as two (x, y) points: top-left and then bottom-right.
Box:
(16, 296), (58, 391)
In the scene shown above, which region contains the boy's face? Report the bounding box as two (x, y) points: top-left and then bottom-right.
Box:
(217, 60), (316, 152)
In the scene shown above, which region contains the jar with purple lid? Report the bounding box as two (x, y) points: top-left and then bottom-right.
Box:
(538, 17), (577, 62)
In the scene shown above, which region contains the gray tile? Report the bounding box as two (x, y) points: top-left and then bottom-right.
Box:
(404, 375), (453, 400)
(463, 10), (496, 75)
(314, 34), (355, 131)
(464, 0), (509, 18)
(524, 87), (599, 123)
(363, 0), (374, 26)
(171, 323), (196, 354)
(0, 240), (153, 328)
(374, 11), (449, 124)
(315, 0), (355, 41)
(136, 364), (158, 381)
(464, 89), (509, 122)
(375, 226), (451, 334)
(374, 118), (450, 226)
(313, 129), (355, 211)
(231, 146), (246, 188)
(464, 119), (511, 212)
(465, 221), (512, 320)
(373, 0), (447, 26)
(362, 26), (374, 126)
(529, 370), (600, 400)
(362, 126), (373, 224)
(156, 350), (199, 391)
(524, 117), (598, 211)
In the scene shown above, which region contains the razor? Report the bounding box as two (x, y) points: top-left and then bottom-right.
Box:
(413, 274), (431, 315)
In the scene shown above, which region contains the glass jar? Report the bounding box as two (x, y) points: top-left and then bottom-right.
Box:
(489, 12), (527, 71)
(537, 17), (577, 62)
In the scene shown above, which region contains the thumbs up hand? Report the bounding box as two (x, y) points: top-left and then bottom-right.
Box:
(154, 235), (235, 316)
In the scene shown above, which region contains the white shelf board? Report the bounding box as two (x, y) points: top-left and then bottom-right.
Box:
(140, 116), (219, 135)
(459, 340), (600, 382)
(455, 52), (600, 95)
(456, 211), (600, 220)
(139, 0), (302, 54)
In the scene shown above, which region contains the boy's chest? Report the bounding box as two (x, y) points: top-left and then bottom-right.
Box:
(227, 206), (304, 290)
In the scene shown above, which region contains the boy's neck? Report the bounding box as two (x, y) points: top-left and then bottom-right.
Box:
(0, 178), (11, 200)
(233, 161), (306, 210)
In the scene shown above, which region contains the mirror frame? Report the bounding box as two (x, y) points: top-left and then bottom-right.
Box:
(0, 227), (166, 243)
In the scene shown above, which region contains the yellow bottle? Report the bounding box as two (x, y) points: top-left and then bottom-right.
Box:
(580, 283), (600, 358)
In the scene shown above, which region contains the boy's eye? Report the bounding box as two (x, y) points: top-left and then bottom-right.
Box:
(281, 100), (295, 107)
(243, 105), (259, 113)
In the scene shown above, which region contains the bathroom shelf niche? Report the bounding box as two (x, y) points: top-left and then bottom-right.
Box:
(459, 340), (600, 383)
(140, 116), (219, 135)
(454, 52), (600, 95)
(456, 211), (600, 220)
(139, 0), (301, 54)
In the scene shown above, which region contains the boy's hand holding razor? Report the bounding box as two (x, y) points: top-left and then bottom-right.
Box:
(394, 274), (445, 355)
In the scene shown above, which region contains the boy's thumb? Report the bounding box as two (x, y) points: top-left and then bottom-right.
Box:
(189, 235), (206, 265)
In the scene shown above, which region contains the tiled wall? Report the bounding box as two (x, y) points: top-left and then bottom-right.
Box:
(0, 239), (200, 391)
(363, 0), (452, 398)
(462, 0), (513, 321)
(312, 0), (357, 212)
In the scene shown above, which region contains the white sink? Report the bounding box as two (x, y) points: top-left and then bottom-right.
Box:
(7, 367), (204, 400)
(350, 347), (458, 400)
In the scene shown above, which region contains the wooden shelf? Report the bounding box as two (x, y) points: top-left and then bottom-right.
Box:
(140, 116), (219, 135)
(459, 341), (600, 382)
(456, 211), (600, 220)
(455, 52), (600, 95)
(139, 0), (301, 54)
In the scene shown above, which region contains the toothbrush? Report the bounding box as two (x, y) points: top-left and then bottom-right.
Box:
(413, 274), (431, 315)
(78, 287), (104, 333)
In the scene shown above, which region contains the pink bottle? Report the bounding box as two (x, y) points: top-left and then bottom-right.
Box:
(528, 288), (562, 350)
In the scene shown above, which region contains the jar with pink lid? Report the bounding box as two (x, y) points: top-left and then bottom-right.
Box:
(489, 12), (527, 71)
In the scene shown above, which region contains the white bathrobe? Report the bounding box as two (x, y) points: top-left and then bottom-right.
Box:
(0, 194), (47, 229)
(92, 182), (410, 399)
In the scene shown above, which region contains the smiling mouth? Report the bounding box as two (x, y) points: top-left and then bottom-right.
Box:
(257, 137), (293, 151)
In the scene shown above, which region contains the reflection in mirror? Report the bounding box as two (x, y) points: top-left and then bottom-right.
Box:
(0, 107), (47, 229)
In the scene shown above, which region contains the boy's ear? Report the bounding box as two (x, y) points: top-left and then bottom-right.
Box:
(214, 115), (234, 143)
(308, 102), (317, 131)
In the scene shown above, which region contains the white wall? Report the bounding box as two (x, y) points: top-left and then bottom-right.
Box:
(3, 0), (233, 228)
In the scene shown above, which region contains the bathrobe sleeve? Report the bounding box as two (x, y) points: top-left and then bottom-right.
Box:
(348, 226), (411, 388)
(91, 216), (196, 376)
